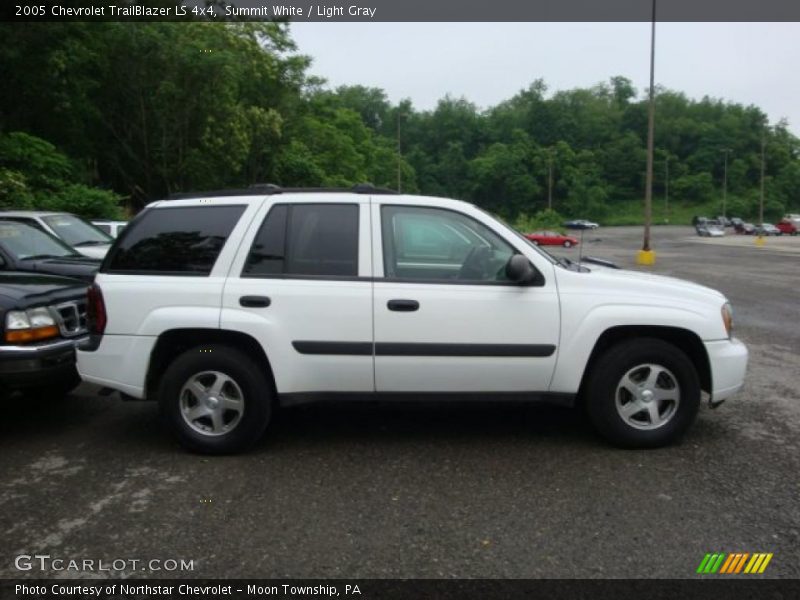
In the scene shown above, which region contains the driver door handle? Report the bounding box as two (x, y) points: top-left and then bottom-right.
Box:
(240, 295), (271, 308)
(387, 299), (419, 312)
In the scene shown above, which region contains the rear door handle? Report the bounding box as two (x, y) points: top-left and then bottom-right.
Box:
(387, 299), (419, 312)
(240, 295), (271, 308)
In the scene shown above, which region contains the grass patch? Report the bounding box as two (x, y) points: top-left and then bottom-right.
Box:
(601, 200), (720, 226)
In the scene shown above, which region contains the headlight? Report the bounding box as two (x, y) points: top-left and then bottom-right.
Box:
(27, 307), (56, 328)
(721, 302), (733, 338)
(5, 310), (31, 330)
(4, 307), (59, 343)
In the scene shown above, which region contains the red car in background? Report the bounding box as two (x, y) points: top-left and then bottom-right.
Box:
(525, 230), (579, 247)
(776, 220), (798, 235)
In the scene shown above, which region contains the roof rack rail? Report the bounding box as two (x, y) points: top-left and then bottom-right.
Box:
(167, 182), (398, 200)
(350, 183), (398, 195)
(167, 189), (266, 200)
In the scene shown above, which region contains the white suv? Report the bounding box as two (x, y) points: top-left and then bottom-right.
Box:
(77, 185), (748, 454)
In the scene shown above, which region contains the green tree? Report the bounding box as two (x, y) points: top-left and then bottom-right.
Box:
(0, 132), (121, 217)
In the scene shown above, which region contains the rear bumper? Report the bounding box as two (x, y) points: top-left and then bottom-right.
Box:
(0, 337), (85, 390)
(704, 337), (748, 403)
(77, 334), (155, 399)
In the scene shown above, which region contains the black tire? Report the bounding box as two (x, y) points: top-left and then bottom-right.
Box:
(158, 344), (272, 454)
(585, 338), (701, 448)
(563, 240), (572, 248)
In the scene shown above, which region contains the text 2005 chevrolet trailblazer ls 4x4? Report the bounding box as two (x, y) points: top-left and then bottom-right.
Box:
(77, 185), (748, 454)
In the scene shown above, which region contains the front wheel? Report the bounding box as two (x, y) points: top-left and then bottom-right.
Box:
(158, 344), (272, 454)
(563, 240), (573, 248)
(585, 338), (701, 448)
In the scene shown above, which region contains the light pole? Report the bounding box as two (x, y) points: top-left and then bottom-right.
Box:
(547, 148), (554, 211)
(396, 112), (405, 192)
(638, 0), (657, 265)
(759, 134), (766, 225)
(664, 156), (669, 223)
(721, 147), (731, 218)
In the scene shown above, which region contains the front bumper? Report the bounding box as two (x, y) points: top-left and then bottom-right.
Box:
(0, 336), (87, 390)
(704, 337), (748, 404)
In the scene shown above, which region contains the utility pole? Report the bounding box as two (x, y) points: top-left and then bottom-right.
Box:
(721, 148), (731, 218)
(547, 149), (554, 211)
(638, 0), (657, 264)
(396, 112), (404, 192)
(759, 134), (766, 225)
(664, 156), (669, 223)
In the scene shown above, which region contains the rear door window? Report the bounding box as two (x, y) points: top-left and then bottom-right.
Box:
(104, 205), (246, 275)
(244, 204), (359, 278)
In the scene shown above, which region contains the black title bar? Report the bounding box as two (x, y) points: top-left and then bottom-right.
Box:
(2, 579), (800, 600)
(3, 0), (800, 22)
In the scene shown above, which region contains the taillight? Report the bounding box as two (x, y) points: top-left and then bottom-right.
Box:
(87, 283), (107, 335)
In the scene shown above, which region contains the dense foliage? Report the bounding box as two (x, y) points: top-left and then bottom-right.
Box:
(0, 132), (121, 217)
(1, 23), (798, 223)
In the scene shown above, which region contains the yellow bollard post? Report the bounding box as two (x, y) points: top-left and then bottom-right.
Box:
(636, 249), (656, 265)
(755, 235), (765, 247)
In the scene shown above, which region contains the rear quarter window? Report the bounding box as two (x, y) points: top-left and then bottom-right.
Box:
(104, 205), (246, 275)
(243, 203), (359, 278)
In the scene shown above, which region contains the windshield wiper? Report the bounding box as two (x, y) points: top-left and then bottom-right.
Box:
(74, 240), (106, 246)
(557, 256), (590, 272)
(20, 254), (59, 260)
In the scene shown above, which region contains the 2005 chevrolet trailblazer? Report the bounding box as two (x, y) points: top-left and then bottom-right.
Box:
(77, 185), (748, 454)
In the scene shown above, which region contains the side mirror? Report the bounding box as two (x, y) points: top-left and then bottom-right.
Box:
(505, 254), (536, 284)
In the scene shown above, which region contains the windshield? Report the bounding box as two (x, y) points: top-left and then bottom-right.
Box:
(0, 220), (79, 259)
(42, 214), (113, 246)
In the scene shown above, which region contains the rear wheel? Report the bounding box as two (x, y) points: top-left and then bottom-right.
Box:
(585, 338), (701, 448)
(158, 344), (272, 454)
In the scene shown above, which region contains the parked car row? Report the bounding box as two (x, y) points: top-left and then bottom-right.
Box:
(693, 214), (798, 237)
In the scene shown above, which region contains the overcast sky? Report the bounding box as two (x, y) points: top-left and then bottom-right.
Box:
(290, 22), (800, 134)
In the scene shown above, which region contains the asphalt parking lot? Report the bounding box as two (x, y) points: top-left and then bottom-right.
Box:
(1, 226), (798, 579)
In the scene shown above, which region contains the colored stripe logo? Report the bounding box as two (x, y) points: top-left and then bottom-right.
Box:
(697, 552), (773, 574)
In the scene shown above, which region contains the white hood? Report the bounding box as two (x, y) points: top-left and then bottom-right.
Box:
(565, 263), (726, 306)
